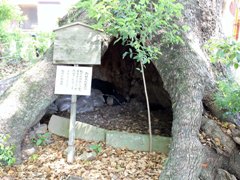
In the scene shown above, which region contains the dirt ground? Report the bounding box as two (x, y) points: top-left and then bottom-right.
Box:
(0, 62), (170, 180)
(0, 135), (167, 180)
(55, 99), (172, 137)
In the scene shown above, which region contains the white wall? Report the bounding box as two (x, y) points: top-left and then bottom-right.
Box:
(222, 0), (235, 37)
(37, 2), (62, 31)
(10, 0), (79, 32)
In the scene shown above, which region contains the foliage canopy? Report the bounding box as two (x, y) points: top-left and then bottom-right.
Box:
(76, 0), (186, 64)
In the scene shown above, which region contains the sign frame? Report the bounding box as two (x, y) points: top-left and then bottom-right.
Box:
(54, 65), (93, 96)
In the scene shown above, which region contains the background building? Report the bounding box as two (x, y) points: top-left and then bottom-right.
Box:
(9, 0), (78, 32)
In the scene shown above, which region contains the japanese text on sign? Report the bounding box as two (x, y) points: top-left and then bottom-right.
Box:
(54, 66), (93, 95)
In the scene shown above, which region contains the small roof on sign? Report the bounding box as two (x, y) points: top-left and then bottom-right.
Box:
(53, 22), (103, 33)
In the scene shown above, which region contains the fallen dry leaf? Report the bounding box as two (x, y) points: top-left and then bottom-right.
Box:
(0, 135), (167, 180)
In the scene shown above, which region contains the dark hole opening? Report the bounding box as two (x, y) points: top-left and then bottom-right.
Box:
(42, 38), (173, 137)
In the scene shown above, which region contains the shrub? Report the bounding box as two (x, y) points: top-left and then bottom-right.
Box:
(215, 79), (240, 116)
(0, 1), (53, 64)
(0, 134), (16, 166)
(205, 37), (240, 69)
(205, 37), (240, 118)
(31, 133), (50, 146)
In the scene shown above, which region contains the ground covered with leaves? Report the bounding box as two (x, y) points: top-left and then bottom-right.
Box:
(0, 135), (167, 179)
(0, 60), (167, 179)
(56, 100), (172, 137)
(0, 61), (31, 80)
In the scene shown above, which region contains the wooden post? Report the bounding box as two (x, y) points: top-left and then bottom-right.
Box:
(67, 65), (78, 163)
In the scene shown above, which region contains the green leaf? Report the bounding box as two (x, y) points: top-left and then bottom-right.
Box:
(236, 53), (240, 62)
(77, 0), (184, 65)
(122, 51), (128, 59)
(36, 139), (42, 146)
(114, 37), (122, 44)
(234, 63), (239, 69)
(182, 25), (190, 32)
(89, 144), (102, 154)
(129, 48), (133, 58)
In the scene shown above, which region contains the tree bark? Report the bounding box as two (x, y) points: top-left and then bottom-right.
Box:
(0, 48), (57, 162)
(157, 0), (225, 179)
(1, 0), (239, 179)
(156, 34), (210, 179)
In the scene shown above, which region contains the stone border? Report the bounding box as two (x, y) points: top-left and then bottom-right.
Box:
(48, 115), (171, 154)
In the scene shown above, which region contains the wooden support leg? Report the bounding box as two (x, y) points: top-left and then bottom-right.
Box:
(67, 94), (77, 163)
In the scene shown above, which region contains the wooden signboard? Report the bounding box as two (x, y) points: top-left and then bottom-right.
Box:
(53, 22), (103, 65)
(54, 66), (92, 96)
(53, 22), (103, 163)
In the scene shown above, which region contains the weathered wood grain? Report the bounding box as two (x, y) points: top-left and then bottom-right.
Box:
(53, 22), (103, 65)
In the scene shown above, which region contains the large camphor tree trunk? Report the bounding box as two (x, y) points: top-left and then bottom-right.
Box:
(156, 39), (209, 179)
(1, 0), (239, 179)
(0, 49), (57, 162)
(158, 0), (240, 179)
(157, 0), (221, 179)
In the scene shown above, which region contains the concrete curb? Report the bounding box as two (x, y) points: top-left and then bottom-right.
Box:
(48, 115), (171, 153)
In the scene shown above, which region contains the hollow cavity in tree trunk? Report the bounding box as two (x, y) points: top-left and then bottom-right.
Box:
(42, 39), (173, 138)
